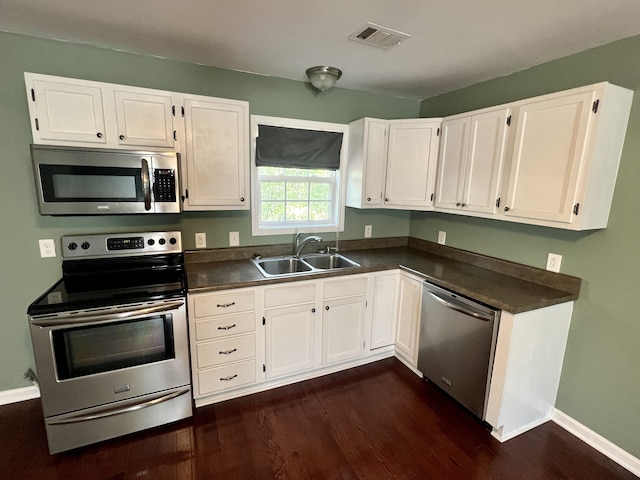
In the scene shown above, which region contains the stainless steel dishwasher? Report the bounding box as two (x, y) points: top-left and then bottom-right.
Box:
(418, 281), (500, 422)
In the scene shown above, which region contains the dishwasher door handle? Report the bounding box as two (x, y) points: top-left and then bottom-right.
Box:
(423, 289), (494, 322)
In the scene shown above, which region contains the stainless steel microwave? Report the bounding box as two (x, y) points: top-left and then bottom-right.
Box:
(31, 145), (181, 215)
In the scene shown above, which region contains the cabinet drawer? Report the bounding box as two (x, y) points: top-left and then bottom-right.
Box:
(196, 333), (256, 369)
(197, 359), (256, 396)
(192, 290), (255, 318)
(264, 281), (316, 308)
(194, 312), (255, 341)
(323, 276), (368, 299)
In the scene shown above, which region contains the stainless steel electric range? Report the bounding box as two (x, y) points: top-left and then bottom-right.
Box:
(27, 231), (192, 454)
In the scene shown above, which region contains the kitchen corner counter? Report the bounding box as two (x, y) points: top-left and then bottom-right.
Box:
(185, 237), (580, 314)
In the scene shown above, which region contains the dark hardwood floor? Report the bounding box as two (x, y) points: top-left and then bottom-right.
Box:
(1, 358), (636, 479)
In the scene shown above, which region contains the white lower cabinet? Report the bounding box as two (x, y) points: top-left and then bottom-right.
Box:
(486, 302), (573, 441)
(188, 271), (412, 406)
(394, 272), (423, 367)
(187, 287), (258, 399)
(187, 267), (573, 444)
(369, 272), (399, 350)
(321, 276), (368, 365)
(264, 302), (317, 378)
(263, 281), (317, 379)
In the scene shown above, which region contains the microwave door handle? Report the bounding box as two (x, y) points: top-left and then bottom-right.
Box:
(141, 158), (152, 211)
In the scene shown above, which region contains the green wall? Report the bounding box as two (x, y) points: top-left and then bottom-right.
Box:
(0, 32), (415, 394)
(417, 35), (640, 456)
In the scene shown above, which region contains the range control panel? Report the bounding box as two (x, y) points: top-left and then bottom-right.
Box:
(62, 231), (182, 260)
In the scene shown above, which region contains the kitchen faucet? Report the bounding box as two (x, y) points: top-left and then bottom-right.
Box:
(294, 233), (322, 257)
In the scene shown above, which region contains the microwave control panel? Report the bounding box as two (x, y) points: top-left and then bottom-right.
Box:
(153, 169), (177, 202)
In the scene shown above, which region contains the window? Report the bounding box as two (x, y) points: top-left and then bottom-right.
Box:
(251, 115), (348, 236)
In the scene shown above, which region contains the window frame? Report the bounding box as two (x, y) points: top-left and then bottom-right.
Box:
(250, 115), (349, 236)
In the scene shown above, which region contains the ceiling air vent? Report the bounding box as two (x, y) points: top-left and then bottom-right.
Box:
(348, 22), (411, 50)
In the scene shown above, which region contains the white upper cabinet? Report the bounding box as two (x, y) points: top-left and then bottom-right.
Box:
(25, 73), (176, 149)
(28, 76), (107, 145)
(347, 117), (441, 211)
(385, 119), (441, 209)
(435, 108), (510, 215)
(346, 118), (388, 207)
(181, 95), (249, 210)
(432, 82), (632, 230)
(502, 83), (632, 229)
(113, 89), (175, 148)
(25, 73), (252, 211)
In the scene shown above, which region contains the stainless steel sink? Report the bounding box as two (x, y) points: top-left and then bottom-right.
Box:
(252, 253), (360, 277)
(301, 253), (360, 270)
(256, 257), (312, 276)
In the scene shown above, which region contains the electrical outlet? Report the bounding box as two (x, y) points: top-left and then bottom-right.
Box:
(39, 239), (56, 258)
(229, 231), (240, 247)
(546, 253), (562, 272)
(364, 225), (372, 238)
(438, 231), (446, 245)
(195, 232), (206, 249)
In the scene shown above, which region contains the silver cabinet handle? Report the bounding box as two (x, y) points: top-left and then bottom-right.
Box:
(220, 374), (238, 381)
(217, 324), (237, 330)
(216, 302), (236, 308)
(219, 348), (237, 355)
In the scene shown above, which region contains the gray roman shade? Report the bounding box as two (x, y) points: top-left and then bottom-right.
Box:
(255, 125), (343, 170)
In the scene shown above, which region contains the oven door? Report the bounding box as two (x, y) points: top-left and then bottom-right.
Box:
(29, 299), (190, 417)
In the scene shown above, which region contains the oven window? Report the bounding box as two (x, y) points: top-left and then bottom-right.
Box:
(52, 315), (175, 380)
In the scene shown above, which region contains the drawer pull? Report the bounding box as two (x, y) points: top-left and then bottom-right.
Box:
(217, 324), (237, 330)
(216, 302), (236, 308)
(220, 374), (238, 381)
(219, 348), (237, 355)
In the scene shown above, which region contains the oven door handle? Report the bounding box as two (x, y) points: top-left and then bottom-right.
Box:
(142, 157), (152, 211)
(47, 386), (190, 425)
(30, 300), (185, 327)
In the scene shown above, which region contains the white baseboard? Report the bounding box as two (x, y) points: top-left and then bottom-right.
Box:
(553, 409), (640, 477)
(0, 385), (40, 406)
(490, 414), (552, 443)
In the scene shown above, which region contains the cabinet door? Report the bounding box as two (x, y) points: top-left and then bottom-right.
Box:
(462, 108), (510, 214)
(321, 296), (366, 365)
(504, 90), (595, 223)
(385, 120), (440, 208)
(183, 97), (249, 209)
(363, 119), (388, 206)
(114, 90), (175, 148)
(30, 78), (106, 144)
(435, 117), (469, 210)
(370, 273), (398, 349)
(264, 303), (316, 378)
(395, 274), (422, 365)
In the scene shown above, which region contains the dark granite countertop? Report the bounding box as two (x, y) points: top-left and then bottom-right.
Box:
(186, 237), (580, 314)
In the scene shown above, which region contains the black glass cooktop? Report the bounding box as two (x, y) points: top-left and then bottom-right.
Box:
(28, 253), (185, 316)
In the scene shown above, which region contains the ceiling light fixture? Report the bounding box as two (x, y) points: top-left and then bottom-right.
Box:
(306, 66), (342, 92)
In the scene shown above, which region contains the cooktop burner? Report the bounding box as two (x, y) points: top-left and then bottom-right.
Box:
(28, 231), (185, 316)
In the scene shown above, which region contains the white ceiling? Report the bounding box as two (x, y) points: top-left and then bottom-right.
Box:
(2, 0), (640, 99)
